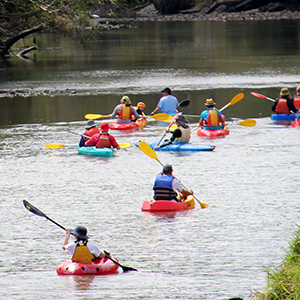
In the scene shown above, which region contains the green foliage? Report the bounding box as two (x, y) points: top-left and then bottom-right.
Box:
(253, 226), (300, 299)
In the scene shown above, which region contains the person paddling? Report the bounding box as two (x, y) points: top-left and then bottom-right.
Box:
(292, 86), (300, 110)
(85, 122), (120, 149)
(154, 115), (191, 149)
(199, 98), (226, 130)
(63, 226), (105, 263)
(79, 120), (100, 147)
(150, 87), (179, 115)
(272, 88), (298, 114)
(153, 164), (193, 202)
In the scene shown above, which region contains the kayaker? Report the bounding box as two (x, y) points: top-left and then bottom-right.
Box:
(154, 115), (191, 149)
(272, 88), (298, 114)
(153, 164), (193, 201)
(63, 226), (105, 263)
(199, 98), (226, 130)
(79, 120), (100, 147)
(132, 102), (146, 122)
(110, 95), (142, 123)
(150, 87), (179, 115)
(85, 122), (120, 149)
(292, 86), (300, 110)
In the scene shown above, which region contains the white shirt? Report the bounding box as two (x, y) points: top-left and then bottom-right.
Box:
(64, 240), (101, 257)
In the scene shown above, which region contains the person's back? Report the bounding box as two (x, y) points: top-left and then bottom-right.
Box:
(151, 87), (179, 115)
(200, 99), (225, 130)
(272, 88), (298, 114)
(79, 120), (100, 147)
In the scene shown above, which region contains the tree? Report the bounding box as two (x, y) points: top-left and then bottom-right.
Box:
(0, 0), (103, 60)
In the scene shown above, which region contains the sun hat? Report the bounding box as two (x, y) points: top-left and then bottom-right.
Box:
(163, 164), (173, 174)
(176, 115), (187, 125)
(204, 98), (216, 106)
(86, 120), (96, 129)
(280, 88), (291, 97)
(137, 102), (146, 109)
(100, 122), (110, 131)
(70, 226), (89, 240)
(121, 95), (132, 105)
(161, 87), (172, 94)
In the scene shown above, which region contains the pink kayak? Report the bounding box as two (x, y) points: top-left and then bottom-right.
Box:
(197, 126), (229, 138)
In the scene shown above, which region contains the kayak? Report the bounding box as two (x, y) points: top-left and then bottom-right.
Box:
(146, 141), (215, 152)
(141, 195), (195, 212)
(77, 146), (113, 157)
(56, 257), (119, 275)
(197, 126), (230, 138)
(110, 118), (147, 130)
(271, 113), (300, 124)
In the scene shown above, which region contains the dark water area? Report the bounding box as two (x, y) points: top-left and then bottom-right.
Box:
(1, 19), (300, 300)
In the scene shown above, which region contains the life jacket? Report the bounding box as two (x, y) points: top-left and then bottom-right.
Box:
(153, 174), (177, 200)
(96, 133), (111, 148)
(72, 241), (94, 264)
(118, 104), (132, 120)
(175, 126), (190, 143)
(293, 96), (300, 109)
(85, 127), (100, 137)
(275, 98), (290, 114)
(205, 109), (221, 127)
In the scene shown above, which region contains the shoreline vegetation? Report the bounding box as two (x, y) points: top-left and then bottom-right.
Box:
(251, 226), (300, 299)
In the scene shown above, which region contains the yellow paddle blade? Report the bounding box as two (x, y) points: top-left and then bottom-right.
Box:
(119, 143), (131, 148)
(230, 92), (244, 105)
(45, 144), (65, 149)
(170, 124), (178, 131)
(138, 141), (163, 166)
(84, 114), (105, 120)
(151, 113), (170, 121)
(236, 119), (257, 126)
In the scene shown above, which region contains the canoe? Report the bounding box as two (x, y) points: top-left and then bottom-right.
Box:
(197, 126), (230, 138)
(56, 257), (119, 275)
(271, 113), (300, 124)
(141, 195), (195, 212)
(110, 118), (147, 130)
(146, 141), (215, 152)
(77, 146), (113, 157)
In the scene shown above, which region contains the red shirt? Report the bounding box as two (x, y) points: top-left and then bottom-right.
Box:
(85, 133), (119, 149)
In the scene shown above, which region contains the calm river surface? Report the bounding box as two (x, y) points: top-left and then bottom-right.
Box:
(1, 20), (300, 300)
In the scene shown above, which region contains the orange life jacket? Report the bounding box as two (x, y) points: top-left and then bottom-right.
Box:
(118, 104), (132, 120)
(72, 241), (94, 264)
(96, 133), (111, 148)
(85, 127), (100, 137)
(206, 109), (221, 127)
(293, 96), (300, 109)
(275, 98), (290, 114)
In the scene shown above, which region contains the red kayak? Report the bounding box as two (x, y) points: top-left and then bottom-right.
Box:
(291, 119), (300, 128)
(197, 126), (229, 138)
(56, 257), (119, 275)
(110, 118), (147, 130)
(141, 195), (195, 212)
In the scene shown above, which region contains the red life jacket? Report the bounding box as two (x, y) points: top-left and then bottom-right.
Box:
(85, 127), (100, 137)
(96, 133), (111, 148)
(275, 98), (290, 114)
(206, 109), (221, 127)
(118, 104), (132, 120)
(293, 96), (300, 109)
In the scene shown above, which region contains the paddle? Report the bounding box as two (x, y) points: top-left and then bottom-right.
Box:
(151, 113), (170, 121)
(23, 200), (137, 272)
(179, 99), (190, 107)
(156, 112), (182, 146)
(250, 92), (275, 102)
(138, 141), (208, 209)
(84, 114), (110, 120)
(45, 143), (131, 149)
(219, 93), (244, 112)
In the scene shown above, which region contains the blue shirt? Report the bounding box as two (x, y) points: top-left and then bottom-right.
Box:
(200, 108), (223, 130)
(157, 95), (179, 114)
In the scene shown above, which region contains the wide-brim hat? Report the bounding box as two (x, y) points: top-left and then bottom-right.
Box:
(137, 102), (146, 108)
(86, 120), (96, 129)
(100, 122), (110, 131)
(176, 115), (187, 125)
(204, 98), (216, 106)
(280, 88), (291, 97)
(70, 226), (89, 240)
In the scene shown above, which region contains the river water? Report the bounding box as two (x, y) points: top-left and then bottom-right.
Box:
(1, 20), (300, 300)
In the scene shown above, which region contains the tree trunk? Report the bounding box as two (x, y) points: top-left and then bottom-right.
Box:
(0, 25), (43, 59)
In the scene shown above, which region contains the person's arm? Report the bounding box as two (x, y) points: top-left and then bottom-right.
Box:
(151, 106), (161, 115)
(172, 178), (193, 196)
(154, 129), (181, 149)
(271, 99), (278, 112)
(111, 105), (120, 118)
(287, 98), (298, 113)
(85, 134), (99, 146)
(109, 135), (120, 150)
(62, 229), (71, 250)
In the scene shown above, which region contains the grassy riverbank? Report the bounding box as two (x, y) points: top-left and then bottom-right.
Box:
(252, 226), (300, 299)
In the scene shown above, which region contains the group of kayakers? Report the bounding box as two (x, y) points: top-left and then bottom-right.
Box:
(272, 87), (300, 114)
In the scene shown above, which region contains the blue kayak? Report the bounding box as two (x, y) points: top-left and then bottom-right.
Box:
(271, 113), (300, 123)
(146, 141), (215, 152)
(77, 146), (113, 157)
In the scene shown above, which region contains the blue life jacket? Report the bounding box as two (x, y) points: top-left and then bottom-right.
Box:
(153, 174), (177, 200)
